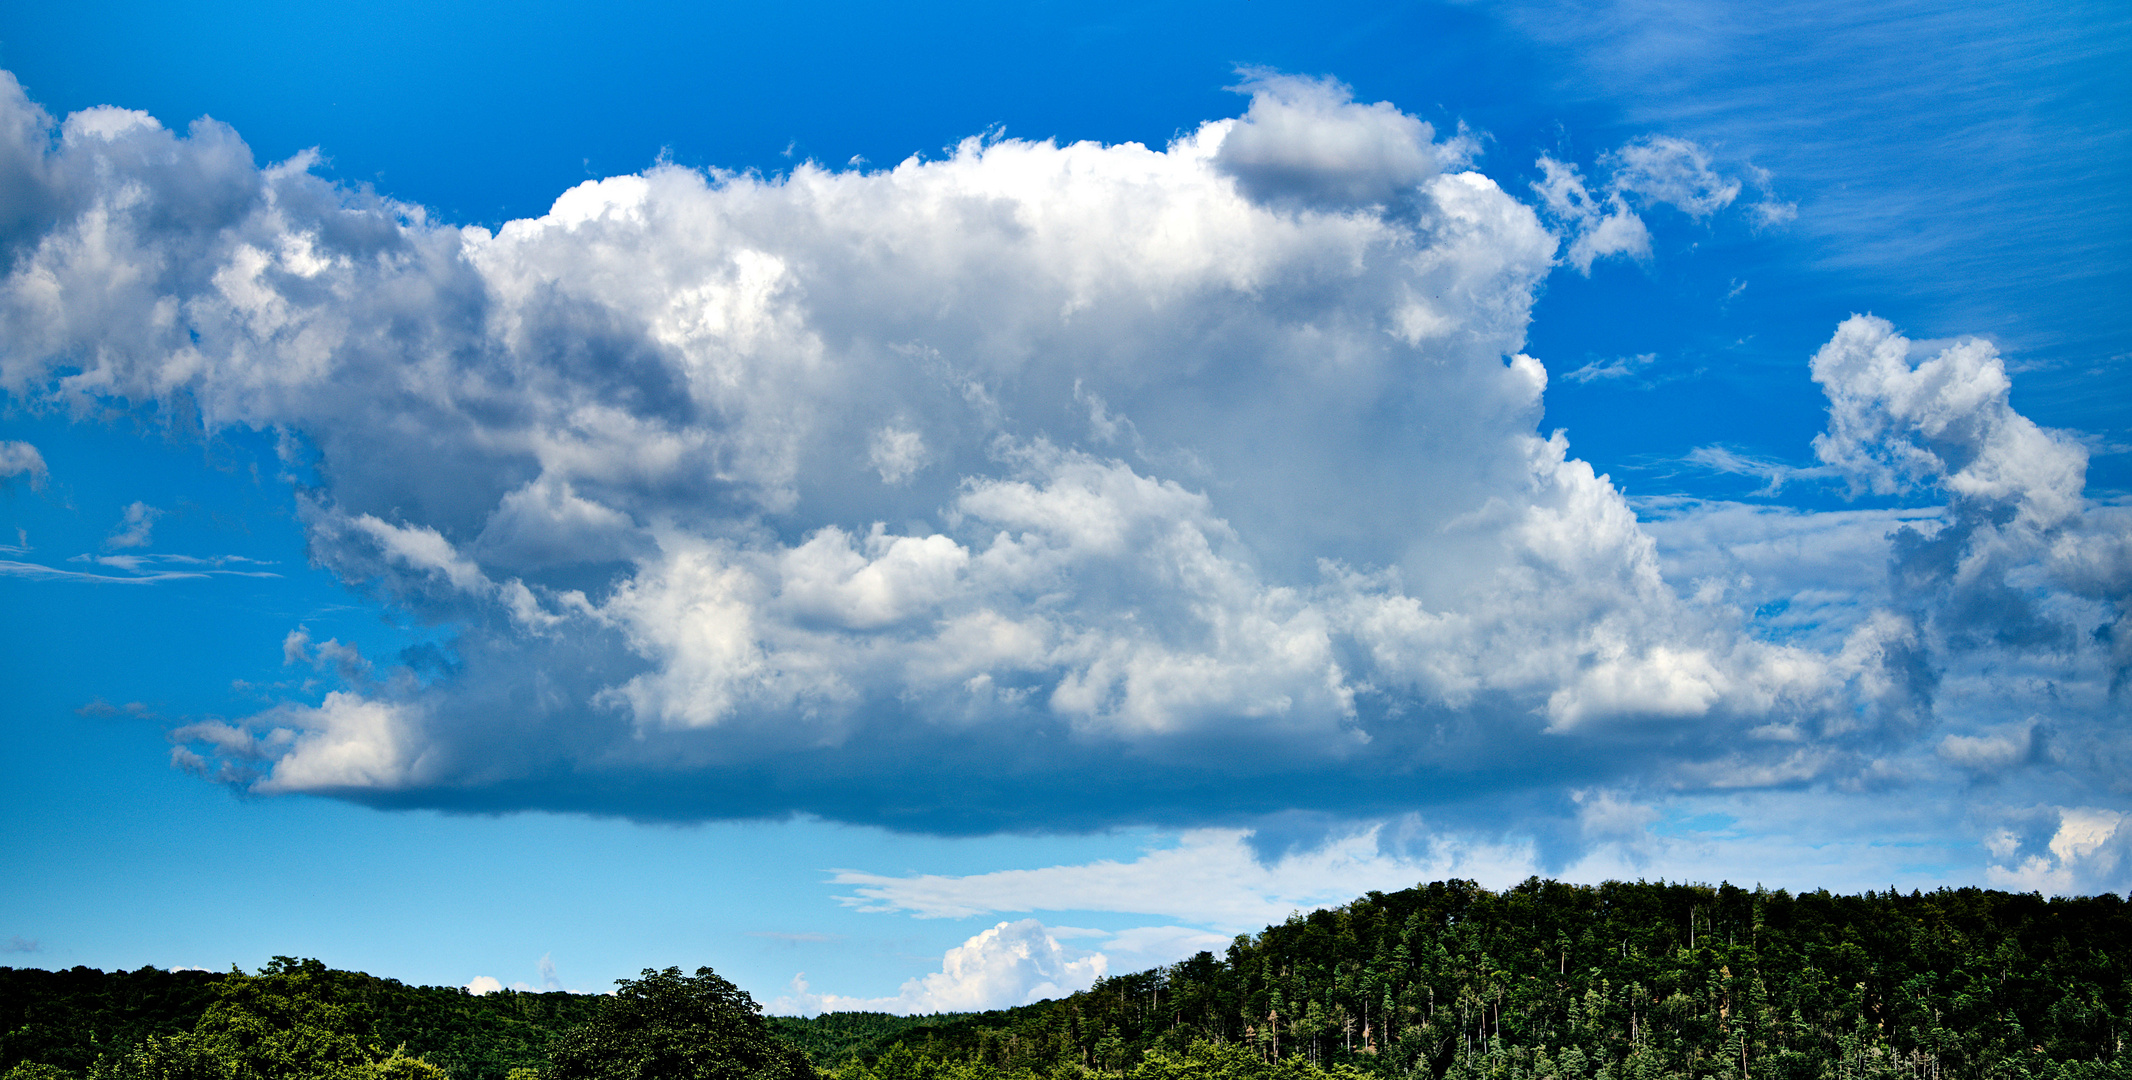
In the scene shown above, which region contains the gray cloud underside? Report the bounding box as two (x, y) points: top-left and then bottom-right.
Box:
(0, 70), (2124, 856)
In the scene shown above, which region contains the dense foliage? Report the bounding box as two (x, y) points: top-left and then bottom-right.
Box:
(0, 959), (599, 1080)
(764, 1015), (970, 1070)
(547, 967), (813, 1080)
(821, 880), (2131, 1080)
(5, 881), (2126, 1080)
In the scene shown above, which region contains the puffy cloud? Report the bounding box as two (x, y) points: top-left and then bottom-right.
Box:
(465, 976), (504, 995)
(0, 440), (45, 488)
(1531, 135), (1747, 274)
(1640, 319), (2130, 850)
(1985, 806), (2131, 895)
(0, 70), (2119, 855)
(104, 501), (162, 550)
(1812, 317), (2086, 526)
(1531, 157), (1650, 273)
(1604, 136), (1739, 218)
(1213, 73), (1471, 210)
(771, 920), (1105, 1015)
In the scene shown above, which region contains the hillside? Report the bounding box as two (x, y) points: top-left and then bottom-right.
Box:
(4, 879), (2126, 1080)
(798, 879), (2131, 1080)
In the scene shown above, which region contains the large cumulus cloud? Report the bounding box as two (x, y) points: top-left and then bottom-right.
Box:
(1, 69), (2120, 852)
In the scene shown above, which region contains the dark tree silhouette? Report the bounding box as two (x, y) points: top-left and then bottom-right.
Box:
(547, 968), (814, 1080)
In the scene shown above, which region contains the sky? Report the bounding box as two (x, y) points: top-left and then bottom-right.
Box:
(0, 0), (2127, 1015)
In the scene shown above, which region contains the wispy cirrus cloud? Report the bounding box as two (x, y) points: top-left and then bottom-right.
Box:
(0, 551), (278, 584)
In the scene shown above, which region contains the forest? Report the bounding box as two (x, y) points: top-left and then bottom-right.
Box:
(3, 880), (2125, 1080)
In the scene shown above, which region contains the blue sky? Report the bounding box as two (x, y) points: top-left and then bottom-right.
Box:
(1, 0), (2127, 1013)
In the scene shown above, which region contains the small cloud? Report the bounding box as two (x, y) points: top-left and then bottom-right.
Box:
(1073, 380), (1139, 449)
(1563, 352), (1658, 384)
(105, 501), (163, 550)
(1738, 164), (1795, 229)
(76, 698), (155, 719)
(466, 976), (505, 995)
(1574, 787), (1661, 840)
(1684, 445), (1836, 495)
(1749, 199), (1797, 227)
(0, 441), (48, 490)
(1532, 157), (1649, 274)
(538, 952), (562, 991)
(1604, 136), (1739, 219)
(1936, 721), (2038, 774)
(4, 936), (39, 954)
(868, 426), (928, 485)
(283, 627), (313, 666)
(168, 965), (213, 973)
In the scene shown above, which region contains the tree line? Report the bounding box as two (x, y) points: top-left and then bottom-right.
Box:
(4, 880), (2125, 1080)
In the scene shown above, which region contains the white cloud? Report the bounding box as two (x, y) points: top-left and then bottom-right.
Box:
(1812, 316), (2086, 527)
(1604, 136), (1739, 218)
(0, 68), (2120, 856)
(770, 919), (1106, 1015)
(833, 826), (1543, 930)
(1563, 352), (1657, 384)
(1532, 135), (1748, 275)
(867, 425), (928, 485)
(1985, 806), (2130, 895)
(104, 501), (162, 550)
(1936, 720), (2036, 773)
(238, 692), (430, 793)
(0, 440), (45, 488)
(1097, 925), (1236, 973)
(0, 550), (279, 584)
(465, 975), (504, 995)
(1532, 157), (1650, 273)
(1679, 445), (1838, 494)
(1214, 72), (1470, 209)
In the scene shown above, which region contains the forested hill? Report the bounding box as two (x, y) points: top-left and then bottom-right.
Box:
(807, 879), (2131, 1080)
(0, 959), (604, 1080)
(3, 880), (2127, 1080)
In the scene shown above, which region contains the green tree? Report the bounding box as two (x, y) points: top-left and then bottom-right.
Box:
(546, 968), (814, 1080)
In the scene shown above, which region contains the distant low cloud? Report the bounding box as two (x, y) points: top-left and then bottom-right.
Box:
(832, 826), (1538, 930)
(1986, 806), (2130, 895)
(770, 919), (1105, 1015)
